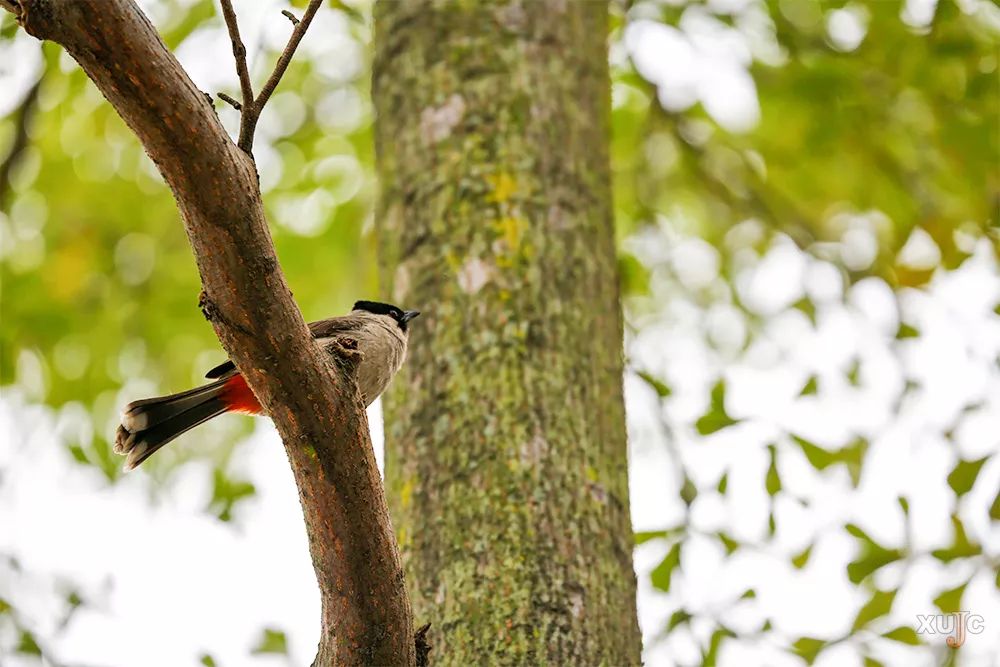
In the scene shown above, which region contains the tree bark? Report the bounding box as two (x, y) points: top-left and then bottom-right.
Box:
(373, 1), (642, 664)
(6, 2), (414, 664)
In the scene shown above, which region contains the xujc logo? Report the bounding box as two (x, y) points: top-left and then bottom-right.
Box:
(916, 612), (985, 648)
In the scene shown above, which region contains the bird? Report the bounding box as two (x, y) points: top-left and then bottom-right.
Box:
(114, 300), (420, 471)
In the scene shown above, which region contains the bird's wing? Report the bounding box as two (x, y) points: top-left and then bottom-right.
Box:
(204, 315), (363, 378)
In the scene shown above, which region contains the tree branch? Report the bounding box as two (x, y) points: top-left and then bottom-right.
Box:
(5, 1), (414, 664)
(255, 1), (322, 112)
(218, 0), (255, 149)
(218, 0), (322, 154)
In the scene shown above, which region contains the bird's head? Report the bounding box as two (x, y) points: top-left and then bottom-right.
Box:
(353, 300), (421, 332)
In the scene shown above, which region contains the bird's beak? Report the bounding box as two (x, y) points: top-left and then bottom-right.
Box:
(400, 310), (421, 325)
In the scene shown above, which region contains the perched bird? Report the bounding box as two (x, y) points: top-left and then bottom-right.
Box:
(115, 300), (419, 471)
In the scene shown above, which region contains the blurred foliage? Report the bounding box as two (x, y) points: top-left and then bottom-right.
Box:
(1, 0), (999, 665)
(615, 0), (1000, 665)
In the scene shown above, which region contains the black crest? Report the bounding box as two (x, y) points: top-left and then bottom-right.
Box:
(353, 300), (421, 331)
(354, 300), (403, 318)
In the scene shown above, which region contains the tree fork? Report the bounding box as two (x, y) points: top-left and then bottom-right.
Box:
(4, 1), (415, 664)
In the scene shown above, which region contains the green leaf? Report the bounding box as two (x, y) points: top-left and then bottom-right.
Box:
(68, 443), (89, 464)
(946, 457), (988, 497)
(792, 297), (817, 325)
(636, 370), (671, 398)
(650, 542), (681, 593)
(846, 358), (861, 386)
(717, 471), (729, 494)
(845, 524), (904, 584)
(680, 476), (698, 506)
(199, 655), (217, 667)
(882, 626), (921, 645)
(990, 487), (1000, 521)
(791, 544), (812, 569)
(931, 515), (980, 562)
(766, 444), (781, 496)
(852, 589), (896, 631)
(933, 581), (968, 614)
(17, 630), (42, 656)
(619, 254), (651, 296)
(251, 627), (288, 655)
(897, 496), (910, 516)
(740, 588), (756, 599)
(896, 322), (920, 339)
(667, 609), (692, 631)
(841, 437), (868, 487)
(793, 637), (827, 664)
(703, 627), (735, 665)
(717, 533), (739, 555)
(635, 527), (683, 545)
(695, 379), (740, 435)
(209, 469), (257, 523)
(799, 375), (818, 396)
(791, 435), (835, 470)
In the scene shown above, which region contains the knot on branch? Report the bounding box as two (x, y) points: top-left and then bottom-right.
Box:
(415, 623), (432, 667)
(199, 290), (253, 336)
(198, 289), (219, 322)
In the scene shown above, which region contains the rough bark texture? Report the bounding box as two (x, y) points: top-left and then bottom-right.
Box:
(373, 1), (642, 664)
(8, 2), (413, 664)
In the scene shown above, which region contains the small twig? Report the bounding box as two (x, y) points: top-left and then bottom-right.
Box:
(217, 0), (322, 155)
(218, 0), (255, 148)
(0, 0), (20, 16)
(250, 0), (323, 124)
(217, 92), (242, 110)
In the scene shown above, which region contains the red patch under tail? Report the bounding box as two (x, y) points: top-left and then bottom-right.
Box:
(221, 375), (263, 414)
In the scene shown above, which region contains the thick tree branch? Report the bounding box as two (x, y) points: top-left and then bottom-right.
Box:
(5, 1), (414, 664)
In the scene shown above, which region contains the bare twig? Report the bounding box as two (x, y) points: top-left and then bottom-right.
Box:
(217, 92), (242, 110)
(256, 0), (322, 110)
(0, 0), (19, 15)
(218, 0), (255, 148)
(219, 0), (322, 154)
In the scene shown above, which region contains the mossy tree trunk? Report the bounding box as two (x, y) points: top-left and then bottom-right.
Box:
(373, 1), (641, 663)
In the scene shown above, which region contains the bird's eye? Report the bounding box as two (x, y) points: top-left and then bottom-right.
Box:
(392, 310), (402, 319)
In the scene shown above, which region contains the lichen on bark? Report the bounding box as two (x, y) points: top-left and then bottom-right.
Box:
(373, 1), (641, 664)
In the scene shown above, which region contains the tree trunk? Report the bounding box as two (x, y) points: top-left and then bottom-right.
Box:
(372, 1), (641, 664)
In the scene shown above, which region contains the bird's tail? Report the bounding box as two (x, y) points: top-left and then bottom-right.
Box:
(114, 379), (230, 470)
